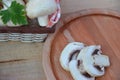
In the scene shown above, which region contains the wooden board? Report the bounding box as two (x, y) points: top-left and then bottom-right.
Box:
(42, 9), (120, 80)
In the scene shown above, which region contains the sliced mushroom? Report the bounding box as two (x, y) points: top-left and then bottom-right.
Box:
(69, 60), (95, 80)
(60, 42), (84, 71)
(77, 45), (110, 77)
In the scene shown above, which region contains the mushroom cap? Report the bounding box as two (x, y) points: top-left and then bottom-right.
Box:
(26, 0), (57, 19)
(60, 42), (84, 71)
(69, 60), (95, 80)
(77, 45), (105, 77)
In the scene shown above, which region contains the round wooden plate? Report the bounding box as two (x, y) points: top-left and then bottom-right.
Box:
(42, 9), (120, 80)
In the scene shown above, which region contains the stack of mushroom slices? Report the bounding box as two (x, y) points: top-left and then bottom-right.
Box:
(60, 42), (110, 80)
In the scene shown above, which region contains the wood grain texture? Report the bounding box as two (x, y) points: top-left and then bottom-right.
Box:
(43, 9), (120, 80)
(0, 42), (46, 80)
(61, 0), (120, 14)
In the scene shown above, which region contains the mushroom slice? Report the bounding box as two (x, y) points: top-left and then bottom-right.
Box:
(69, 60), (95, 80)
(60, 42), (84, 71)
(77, 45), (110, 77)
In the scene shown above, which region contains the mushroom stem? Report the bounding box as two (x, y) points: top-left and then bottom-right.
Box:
(37, 16), (49, 27)
(93, 55), (110, 67)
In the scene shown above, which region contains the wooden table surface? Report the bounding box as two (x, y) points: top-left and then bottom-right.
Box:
(0, 0), (120, 80)
(0, 42), (46, 80)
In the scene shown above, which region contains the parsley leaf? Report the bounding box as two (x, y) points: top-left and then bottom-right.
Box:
(0, 1), (28, 25)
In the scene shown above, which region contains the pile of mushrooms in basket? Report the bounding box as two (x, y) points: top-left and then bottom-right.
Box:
(0, 0), (59, 27)
(60, 42), (110, 80)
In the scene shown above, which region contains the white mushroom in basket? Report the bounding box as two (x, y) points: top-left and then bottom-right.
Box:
(2, 0), (25, 9)
(69, 60), (95, 80)
(26, 0), (57, 27)
(77, 45), (110, 77)
(60, 42), (84, 71)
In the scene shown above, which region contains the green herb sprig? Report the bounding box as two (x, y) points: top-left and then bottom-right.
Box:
(0, 1), (28, 25)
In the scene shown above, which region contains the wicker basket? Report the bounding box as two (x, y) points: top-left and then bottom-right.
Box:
(0, 0), (60, 42)
(0, 19), (55, 42)
(0, 33), (49, 42)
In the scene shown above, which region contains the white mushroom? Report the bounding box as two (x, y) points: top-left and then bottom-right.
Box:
(77, 45), (110, 77)
(0, 16), (6, 26)
(69, 60), (95, 80)
(37, 16), (49, 27)
(2, 0), (25, 9)
(26, 0), (57, 27)
(60, 42), (84, 71)
(0, 0), (25, 27)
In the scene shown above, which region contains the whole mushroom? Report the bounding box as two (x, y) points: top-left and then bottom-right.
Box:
(26, 0), (57, 27)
